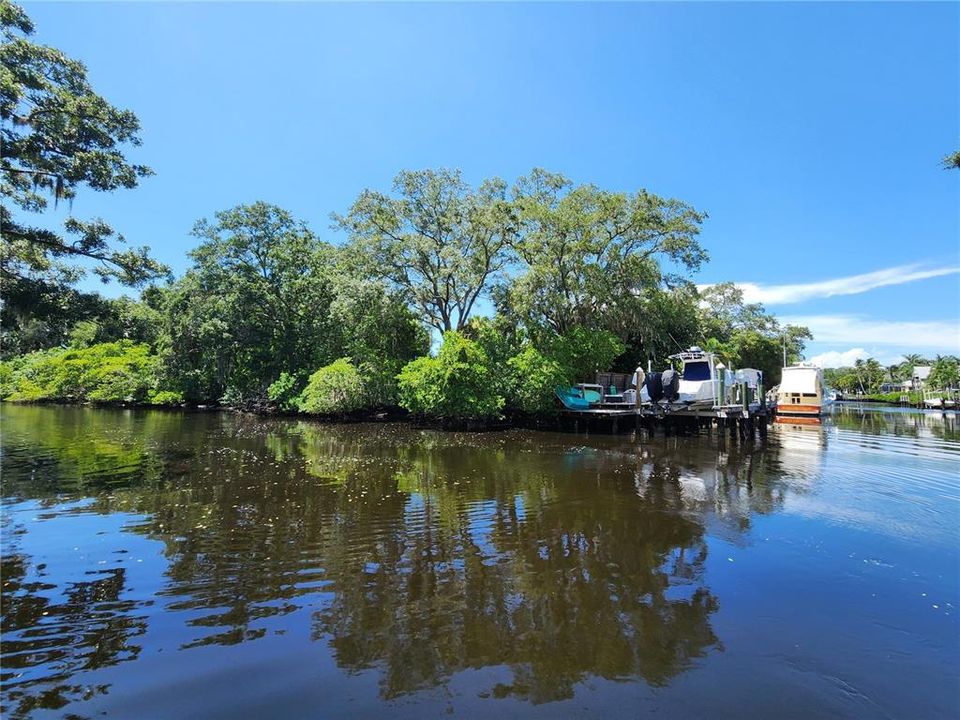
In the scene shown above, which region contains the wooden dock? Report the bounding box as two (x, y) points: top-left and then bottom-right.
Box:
(557, 403), (773, 440)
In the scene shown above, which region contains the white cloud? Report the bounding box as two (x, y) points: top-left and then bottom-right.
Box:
(733, 263), (959, 305)
(782, 315), (960, 350)
(806, 348), (871, 368)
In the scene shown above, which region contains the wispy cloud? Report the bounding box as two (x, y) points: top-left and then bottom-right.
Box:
(733, 263), (959, 305)
(782, 315), (960, 350)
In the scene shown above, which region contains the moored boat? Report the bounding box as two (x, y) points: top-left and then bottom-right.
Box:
(776, 363), (832, 422)
(669, 346), (736, 408)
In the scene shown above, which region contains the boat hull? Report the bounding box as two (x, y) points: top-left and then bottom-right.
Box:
(776, 404), (825, 423)
(775, 415), (822, 426)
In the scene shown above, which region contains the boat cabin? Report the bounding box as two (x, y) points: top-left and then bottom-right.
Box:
(776, 364), (829, 419)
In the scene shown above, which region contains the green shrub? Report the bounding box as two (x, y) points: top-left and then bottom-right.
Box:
(0, 361), (13, 398)
(929, 356), (960, 390)
(297, 358), (366, 414)
(84, 344), (160, 402)
(357, 361), (401, 409)
(1, 341), (172, 404)
(397, 332), (504, 420)
(147, 390), (184, 406)
(506, 345), (569, 414)
(267, 371), (303, 411)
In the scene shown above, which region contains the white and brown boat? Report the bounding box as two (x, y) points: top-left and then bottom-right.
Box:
(775, 363), (833, 424)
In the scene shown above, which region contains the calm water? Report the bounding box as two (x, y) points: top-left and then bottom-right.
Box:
(1, 405), (958, 719)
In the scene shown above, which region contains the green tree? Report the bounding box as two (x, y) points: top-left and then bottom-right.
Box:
(942, 151), (960, 170)
(336, 168), (517, 333)
(853, 358), (885, 394)
(500, 168), (707, 337)
(396, 331), (504, 421)
(898, 353), (929, 379)
(698, 283), (779, 342)
(505, 345), (569, 414)
(161, 202), (340, 404)
(886, 363), (907, 384)
(697, 282), (811, 384)
(616, 283), (703, 371)
(93, 293), (165, 346)
(327, 276), (430, 404)
(1, 1), (168, 326)
(928, 355), (960, 389)
(0, 279), (105, 357)
(732, 331), (806, 386)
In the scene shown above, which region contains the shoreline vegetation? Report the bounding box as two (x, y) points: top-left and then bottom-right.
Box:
(2, 2), (956, 424)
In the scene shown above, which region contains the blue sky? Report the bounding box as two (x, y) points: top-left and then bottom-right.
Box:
(24, 2), (960, 365)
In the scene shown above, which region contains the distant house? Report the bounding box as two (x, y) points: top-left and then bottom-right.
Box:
(912, 366), (932, 390)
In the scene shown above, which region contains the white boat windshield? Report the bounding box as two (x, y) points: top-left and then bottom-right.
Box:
(683, 362), (711, 382)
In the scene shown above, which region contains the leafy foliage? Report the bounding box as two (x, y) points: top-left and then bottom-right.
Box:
(160, 202), (341, 404)
(156, 202), (428, 408)
(928, 355), (959, 389)
(500, 169), (706, 336)
(0, 341), (176, 403)
(505, 345), (569, 414)
(1, 1), (168, 335)
(697, 282), (811, 384)
(544, 326), (626, 383)
(336, 169), (517, 332)
(297, 359), (366, 415)
(397, 332), (504, 420)
(267, 372), (303, 412)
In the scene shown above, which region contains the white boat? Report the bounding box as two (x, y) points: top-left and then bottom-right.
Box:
(776, 363), (832, 422)
(923, 391), (945, 409)
(669, 347), (735, 408)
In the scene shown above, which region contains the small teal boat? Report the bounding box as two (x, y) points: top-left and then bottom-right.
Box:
(555, 386), (591, 410)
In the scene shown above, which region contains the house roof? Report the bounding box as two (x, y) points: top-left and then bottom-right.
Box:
(913, 366), (932, 380)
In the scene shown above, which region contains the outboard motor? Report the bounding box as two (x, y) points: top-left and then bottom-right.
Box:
(661, 368), (681, 402)
(645, 372), (664, 403)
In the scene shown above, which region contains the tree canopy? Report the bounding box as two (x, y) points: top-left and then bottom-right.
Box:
(336, 168), (517, 333)
(1, 1), (167, 349)
(499, 168), (707, 337)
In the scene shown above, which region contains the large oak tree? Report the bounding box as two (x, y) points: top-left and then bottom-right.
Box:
(336, 168), (517, 333)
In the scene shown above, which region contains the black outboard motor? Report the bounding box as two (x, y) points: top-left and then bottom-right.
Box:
(661, 369), (681, 402)
(645, 372), (664, 403)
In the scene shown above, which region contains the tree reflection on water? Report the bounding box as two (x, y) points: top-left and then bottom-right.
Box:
(0, 406), (821, 715)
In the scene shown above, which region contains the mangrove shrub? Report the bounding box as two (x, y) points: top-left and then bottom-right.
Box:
(297, 359), (367, 415)
(0, 341), (178, 404)
(397, 332), (504, 420)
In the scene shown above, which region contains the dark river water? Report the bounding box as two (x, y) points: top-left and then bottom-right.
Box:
(1, 404), (958, 719)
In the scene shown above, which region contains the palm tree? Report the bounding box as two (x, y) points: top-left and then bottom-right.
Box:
(898, 354), (929, 390)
